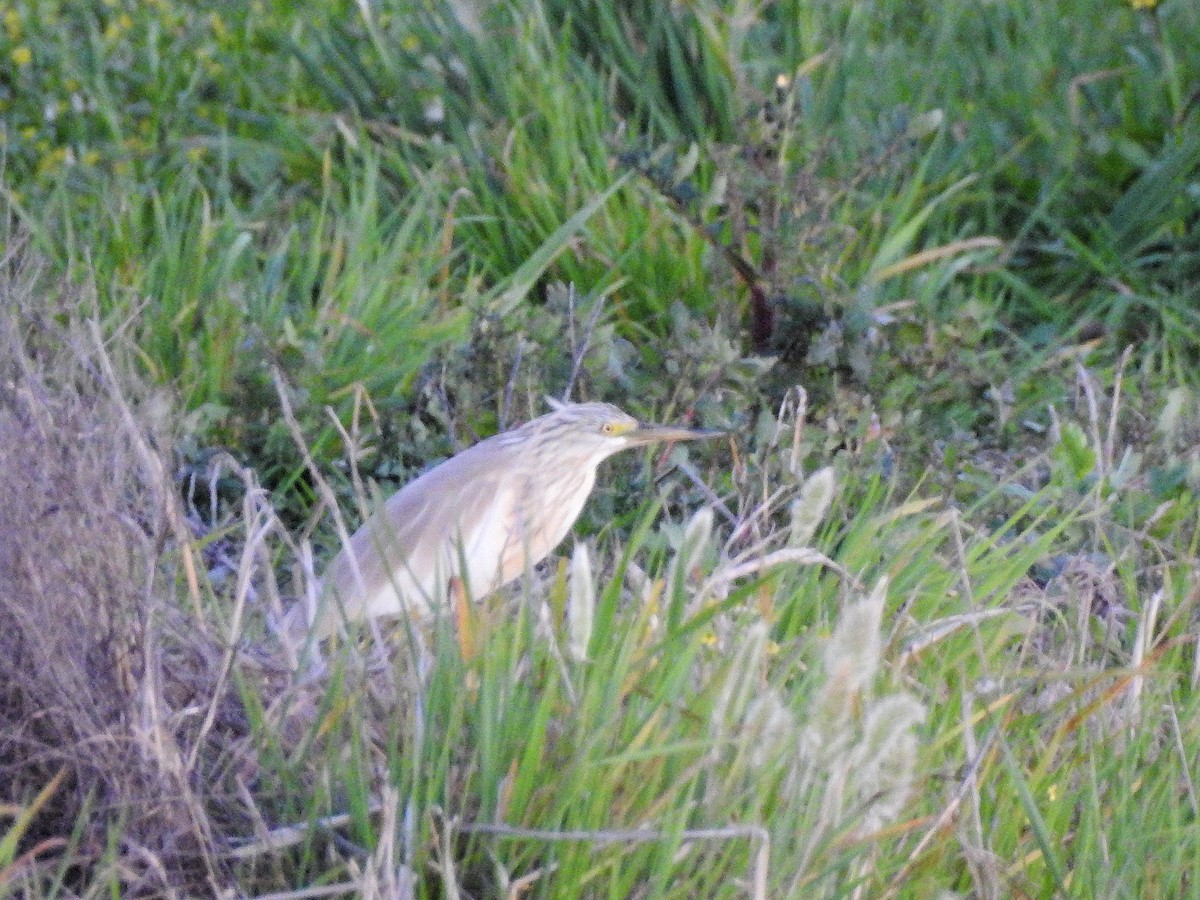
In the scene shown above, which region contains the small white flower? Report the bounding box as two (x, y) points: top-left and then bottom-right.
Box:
(790, 466), (836, 547)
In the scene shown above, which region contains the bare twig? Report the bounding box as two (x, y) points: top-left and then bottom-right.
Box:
(672, 455), (738, 526)
(881, 727), (999, 900)
(184, 493), (271, 773)
(249, 884), (361, 900)
(270, 366), (390, 662)
(501, 337), (525, 430)
(560, 283), (608, 403)
(1104, 345), (1133, 474)
(230, 807), (770, 899)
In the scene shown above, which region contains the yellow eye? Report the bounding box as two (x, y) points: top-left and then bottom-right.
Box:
(601, 422), (616, 435)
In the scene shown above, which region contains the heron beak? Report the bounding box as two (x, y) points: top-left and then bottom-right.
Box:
(625, 422), (726, 447)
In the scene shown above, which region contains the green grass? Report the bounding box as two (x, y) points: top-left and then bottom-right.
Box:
(2, 0), (1200, 895)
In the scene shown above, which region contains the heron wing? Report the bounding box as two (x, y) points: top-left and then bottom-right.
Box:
(315, 437), (521, 634)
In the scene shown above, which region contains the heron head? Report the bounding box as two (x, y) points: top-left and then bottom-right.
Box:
(536, 400), (724, 462)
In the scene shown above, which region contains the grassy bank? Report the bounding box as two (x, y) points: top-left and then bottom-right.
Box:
(2, 0), (1199, 895)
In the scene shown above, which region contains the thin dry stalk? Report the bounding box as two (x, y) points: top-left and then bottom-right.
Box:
(880, 727), (999, 900)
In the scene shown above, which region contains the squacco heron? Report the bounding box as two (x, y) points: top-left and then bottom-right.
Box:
(295, 401), (722, 639)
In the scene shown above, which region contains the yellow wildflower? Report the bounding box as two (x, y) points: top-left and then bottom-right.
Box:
(37, 145), (71, 177)
(103, 13), (131, 41)
(11, 44), (32, 66)
(4, 9), (21, 39)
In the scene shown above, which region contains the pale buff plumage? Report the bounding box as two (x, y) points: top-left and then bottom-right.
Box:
(292, 401), (721, 639)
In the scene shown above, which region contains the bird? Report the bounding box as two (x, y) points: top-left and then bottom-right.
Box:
(290, 400), (723, 640)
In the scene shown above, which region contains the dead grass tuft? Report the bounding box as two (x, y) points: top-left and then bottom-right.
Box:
(0, 236), (303, 895)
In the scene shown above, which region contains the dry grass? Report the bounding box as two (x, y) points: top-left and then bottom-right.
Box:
(0, 238), (309, 896)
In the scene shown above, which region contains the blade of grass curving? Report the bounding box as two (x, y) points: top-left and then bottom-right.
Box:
(0, 768), (67, 883)
(1107, 129), (1200, 255)
(868, 171), (977, 282)
(997, 735), (1067, 893)
(490, 171), (633, 315)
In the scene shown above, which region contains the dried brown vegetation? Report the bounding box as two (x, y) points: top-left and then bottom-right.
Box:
(0, 240), (302, 896)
